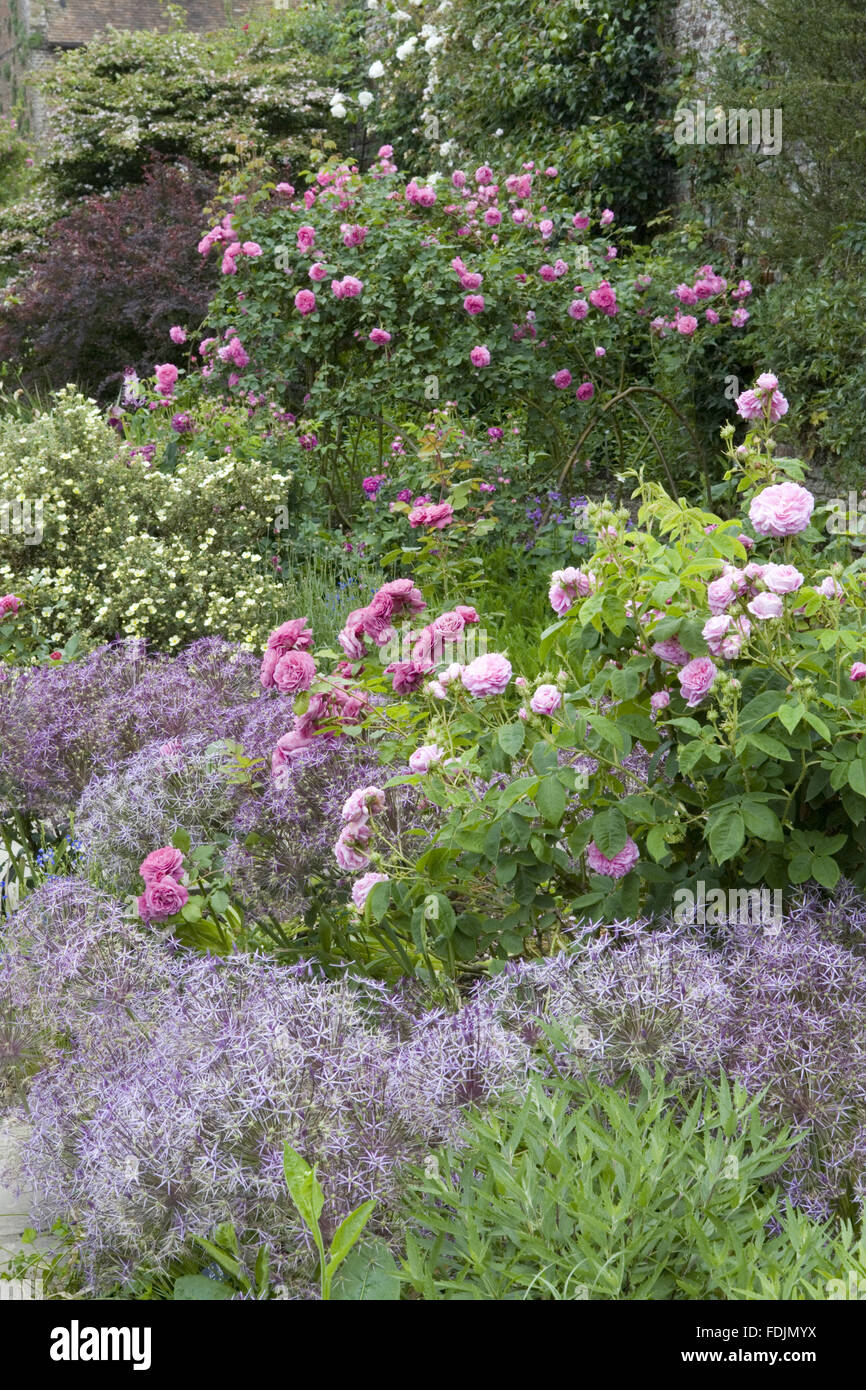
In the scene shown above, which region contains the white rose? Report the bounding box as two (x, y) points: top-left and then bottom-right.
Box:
(330, 102), (347, 119)
(368, 59), (385, 78)
(358, 90), (374, 109)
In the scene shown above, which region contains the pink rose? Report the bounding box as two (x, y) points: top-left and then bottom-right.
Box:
(351, 871), (389, 912)
(575, 381), (595, 402)
(385, 659), (430, 694)
(701, 615), (732, 656)
(818, 576), (845, 600)
(552, 369), (573, 390)
(408, 744), (445, 773)
(342, 786), (386, 822)
(139, 846), (184, 884)
(470, 345), (491, 368)
(273, 649), (317, 694)
(333, 823), (371, 872)
(677, 656), (718, 707)
(169, 326), (186, 345)
(138, 876), (189, 921)
(586, 836), (638, 879)
(461, 652), (512, 697)
(747, 592), (783, 620)
(408, 501), (454, 529)
(463, 294), (485, 314)
(271, 730), (314, 783)
(749, 482), (814, 538)
(294, 289), (317, 315)
(154, 362), (179, 396)
(529, 684), (562, 715)
(650, 690), (671, 712)
(378, 578), (426, 615)
(309, 262), (328, 281)
(762, 563), (804, 595)
(706, 575), (737, 614)
(588, 280), (618, 316)
(369, 328), (392, 345)
(850, 663), (866, 682)
(0, 593), (21, 618)
(568, 299), (589, 320)
(652, 637), (691, 667)
(297, 225), (316, 251)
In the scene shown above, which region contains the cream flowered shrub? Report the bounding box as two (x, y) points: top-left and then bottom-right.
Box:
(0, 389), (296, 649)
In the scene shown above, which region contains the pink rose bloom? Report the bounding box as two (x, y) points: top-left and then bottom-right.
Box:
(455, 604), (479, 624)
(341, 223), (368, 248)
(460, 271), (483, 290)
(463, 294), (485, 314)
(462, 653), (512, 697)
(586, 836), (638, 879)
(573, 214), (590, 230)
(484, 208), (502, 227)
(138, 876), (189, 922)
(539, 264), (557, 282)
(702, 614), (732, 656)
(369, 328), (392, 345)
(408, 743), (445, 773)
(273, 649), (317, 694)
(706, 575), (737, 614)
(850, 663), (866, 681)
(762, 563), (804, 594)
(705, 309), (720, 324)
(408, 501), (454, 529)
(333, 823), (371, 872)
(747, 592), (783, 620)
(309, 262), (328, 281)
(169, 326), (186, 345)
(599, 209), (615, 227)
(271, 730), (314, 782)
(0, 594), (20, 617)
(378, 578), (426, 615)
(294, 289), (317, 315)
(548, 566), (594, 615)
(576, 381), (595, 402)
(470, 345), (491, 367)
(242, 241), (262, 258)
(452, 170), (467, 188)
(749, 482), (814, 537)
(297, 225), (316, 251)
(731, 308), (750, 327)
(154, 362), (179, 396)
(652, 637), (691, 667)
(588, 281), (618, 315)
(385, 659), (430, 694)
(530, 684), (561, 715)
(342, 786), (386, 822)
(568, 298), (589, 321)
(351, 871), (389, 912)
(139, 846), (185, 884)
(552, 369), (573, 390)
(676, 315), (698, 336)
(539, 219), (554, 239)
(678, 656), (718, 707)
(475, 165), (493, 185)
(650, 690), (671, 712)
(721, 617), (750, 660)
(818, 576), (845, 600)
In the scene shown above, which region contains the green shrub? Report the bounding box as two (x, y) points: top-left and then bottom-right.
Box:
(400, 1068), (866, 1299)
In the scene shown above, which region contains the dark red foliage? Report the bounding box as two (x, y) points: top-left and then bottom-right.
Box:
(0, 158), (217, 397)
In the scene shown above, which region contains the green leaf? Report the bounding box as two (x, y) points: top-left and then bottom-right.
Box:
(326, 1200), (377, 1283)
(172, 828), (191, 854)
(740, 801), (784, 842)
(848, 758), (866, 797)
(497, 722), (525, 757)
(365, 877), (392, 923)
(708, 809), (745, 865)
(811, 855), (841, 889)
(777, 703), (805, 734)
(535, 775), (568, 825)
(331, 1240), (401, 1301)
(591, 806), (628, 858)
(283, 1143), (324, 1235)
(173, 1274), (234, 1301)
(209, 889), (230, 916)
